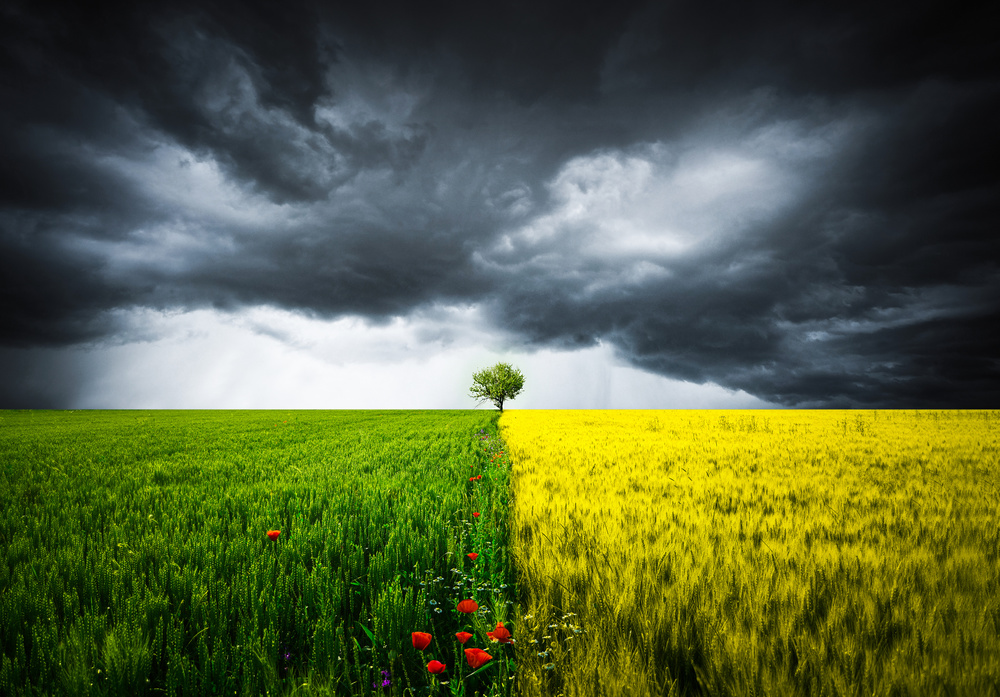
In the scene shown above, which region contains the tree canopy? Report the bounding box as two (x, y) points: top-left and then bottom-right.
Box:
(469, 362), (525, 412)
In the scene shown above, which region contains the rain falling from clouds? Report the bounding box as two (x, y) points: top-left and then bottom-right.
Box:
(1, 0), (997, 407)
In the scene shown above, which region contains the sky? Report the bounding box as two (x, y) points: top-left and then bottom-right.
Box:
(1, 0), (998, 409)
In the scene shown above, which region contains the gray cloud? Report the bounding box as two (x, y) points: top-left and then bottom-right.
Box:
(1, 0), (998, 407)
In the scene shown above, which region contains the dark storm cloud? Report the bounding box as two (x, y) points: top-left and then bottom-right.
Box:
(1, 0), (998, 407)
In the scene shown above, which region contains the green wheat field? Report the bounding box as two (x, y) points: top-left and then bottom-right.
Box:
(0, 410), (517, 696)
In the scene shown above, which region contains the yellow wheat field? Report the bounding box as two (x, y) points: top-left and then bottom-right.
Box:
(502, 410), (1000, 697)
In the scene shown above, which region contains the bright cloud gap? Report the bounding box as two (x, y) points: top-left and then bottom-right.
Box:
(0, 306), (773, 409)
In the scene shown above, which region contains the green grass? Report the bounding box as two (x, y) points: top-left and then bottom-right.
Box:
(0, 410), (517, 696)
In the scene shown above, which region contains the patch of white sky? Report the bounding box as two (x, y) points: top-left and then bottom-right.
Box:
(64, 305), (772, 409)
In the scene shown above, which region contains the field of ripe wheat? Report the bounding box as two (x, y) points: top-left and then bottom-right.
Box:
(503, 410), (1000, 697)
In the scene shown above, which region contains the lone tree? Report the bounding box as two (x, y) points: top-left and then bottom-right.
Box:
(469, 362), (525, 412)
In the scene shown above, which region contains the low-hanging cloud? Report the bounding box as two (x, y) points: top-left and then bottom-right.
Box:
(1, 0), (997, 407)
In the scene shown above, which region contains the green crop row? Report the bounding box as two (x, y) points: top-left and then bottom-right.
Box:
(0, 410), (518, 697)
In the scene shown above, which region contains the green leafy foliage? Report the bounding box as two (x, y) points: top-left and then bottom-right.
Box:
(469, 364), (525, 413)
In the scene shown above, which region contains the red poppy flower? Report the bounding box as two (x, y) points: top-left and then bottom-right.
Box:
(476, 475), (483, 480)
(456, 599), (478, 614)
(266, 530), (280, 541)
(411, 632), (432, 651)
(472, 512), (480, 518)
(467, 552), (479, 561)
(427, 660), (446, 674)
(486, 621), (512, 644)
(464, 648), (492, 670)
(469, 476), (476, 482)
(455, 631), (472, 644)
